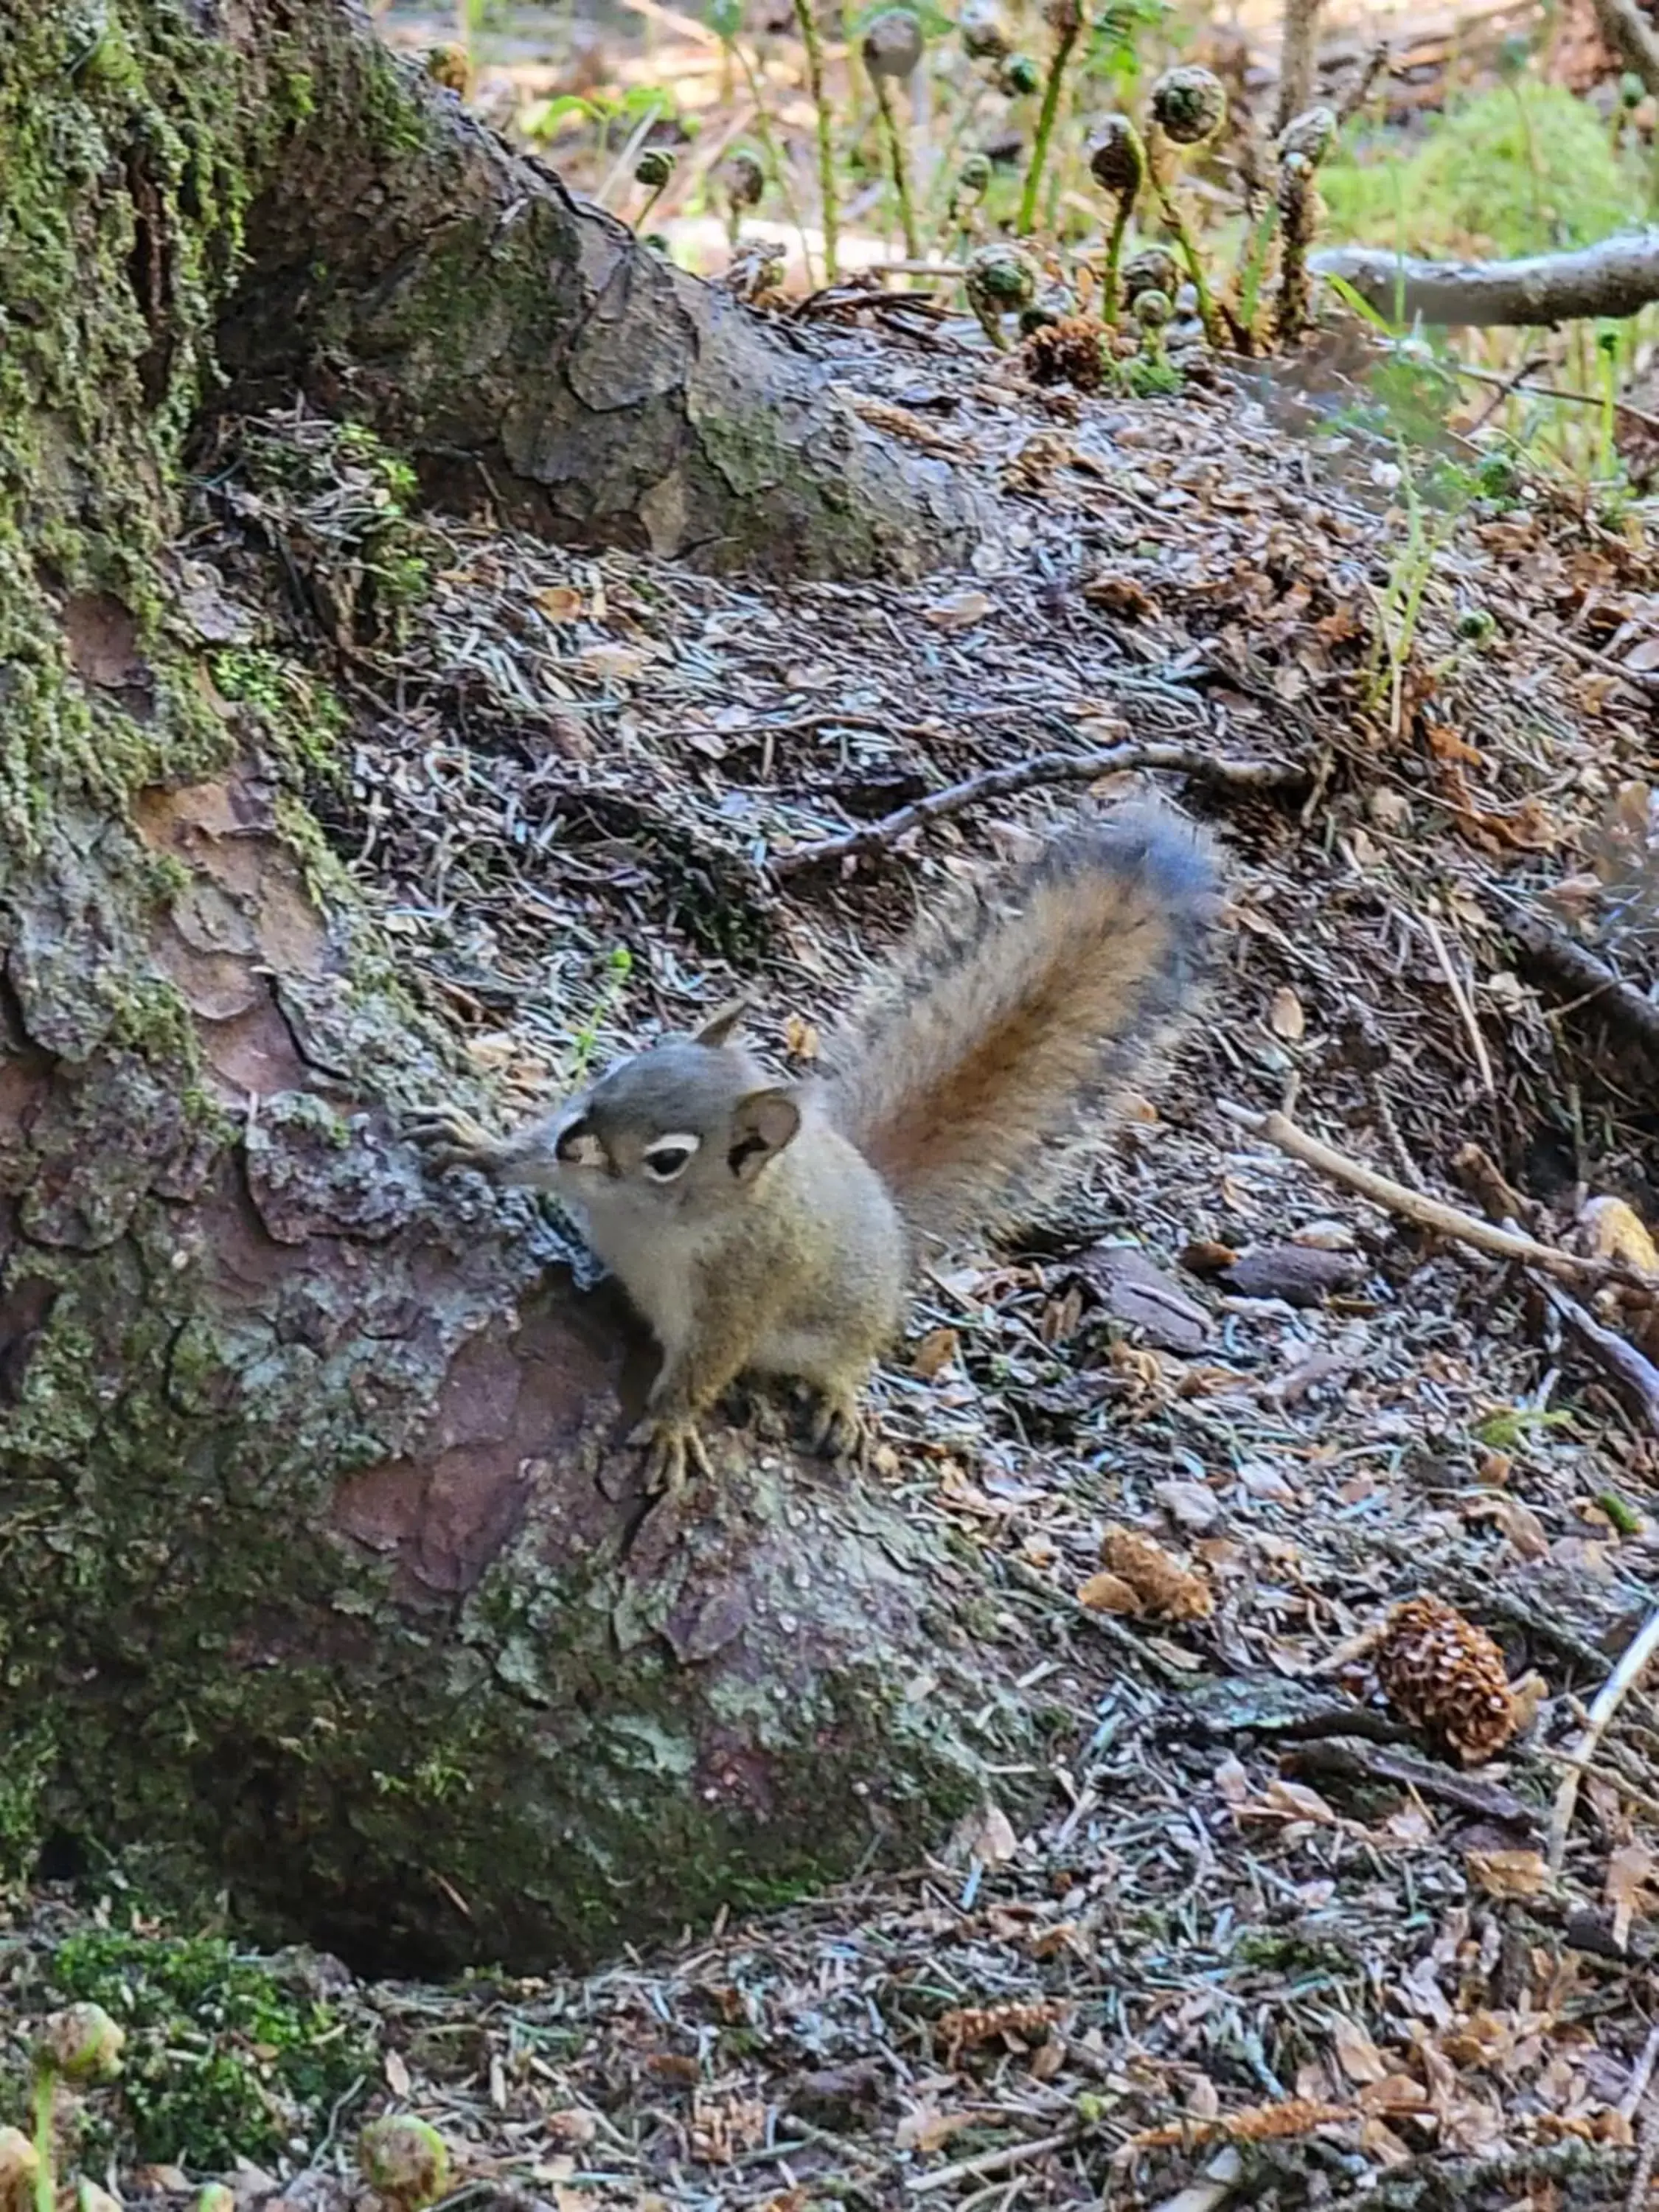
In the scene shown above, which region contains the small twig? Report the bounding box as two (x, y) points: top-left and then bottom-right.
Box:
(771, 744), (1307, 878)
(1463, 351), (1547, 434)
(1619, 2019), (1659, 2124)
(1217, 1104), (1659, 1301)
(1502, 605), (1659, 700)
(1626, 2099), (1659, 2212)
(1540, 1748), (1659, 1832)
(1547, 1600), (1659, 1871)
(1450, 358), (1659, 439)
(1419, 909), (1495, 1096)
(908, 2124), (1082, 2194)
(1282, 1736), (1537, 1829)
(1335, 38), (1389, 124)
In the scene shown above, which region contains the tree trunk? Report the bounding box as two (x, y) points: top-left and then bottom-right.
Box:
(0, 0), (1014, 1975)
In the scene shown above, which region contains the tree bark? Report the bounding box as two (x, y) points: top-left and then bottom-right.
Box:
(1313, 229), (1659, 327)
(0, 0), (1015, 1975)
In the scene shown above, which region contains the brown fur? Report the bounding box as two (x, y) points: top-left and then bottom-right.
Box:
(822, 806), (1219, 1251)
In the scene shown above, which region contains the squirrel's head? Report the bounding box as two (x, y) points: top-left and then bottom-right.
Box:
(549, 998), (803, 1221)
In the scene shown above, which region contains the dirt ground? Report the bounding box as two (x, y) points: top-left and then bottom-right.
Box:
(12, 251), (1659, 2208)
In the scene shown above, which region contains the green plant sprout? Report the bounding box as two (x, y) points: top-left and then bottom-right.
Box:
(1018, 0), (1084, 236)
(793, 0), (839, 277)
(863, 9), (925, 258)
(1144, 65), (1227, 349)
(633, 146), (675, 229)
(567, 947), (635, 1085)
(708, 0), (814, 273)
(1086, 114), (1146, 322)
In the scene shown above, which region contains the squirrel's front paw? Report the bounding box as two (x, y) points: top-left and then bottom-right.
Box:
(807, 1389), (869, 1464)
(403, 1109), (496, 1175)
(630, 1411), (714, 1497)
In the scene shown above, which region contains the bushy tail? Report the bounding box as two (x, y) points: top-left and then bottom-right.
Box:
(823, 807), (1220, 1251)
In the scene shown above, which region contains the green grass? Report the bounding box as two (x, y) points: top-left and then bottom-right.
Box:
(51, 1931), (373, 2169)
(1321, 82), (1645, 261)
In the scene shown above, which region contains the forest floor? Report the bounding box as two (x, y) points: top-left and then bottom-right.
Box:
(11, 276), (1659, 2211)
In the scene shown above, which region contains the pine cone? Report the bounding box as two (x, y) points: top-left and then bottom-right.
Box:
(1374, 1596), (1517, 1764)
(937, 1999), (1065, 2061)
(1101, 1528), (1213, 1621)
(1020, 315), (1108, 392)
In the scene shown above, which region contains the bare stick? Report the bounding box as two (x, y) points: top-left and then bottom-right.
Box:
(1546, 1600), (1659, 1871)
(1451, 358), (1659, 439)
(1218, 1105), (1659, 1299)
(1535, 1274), (1659, 1441)
(1335, 38), (1388, 124)
(770, 744), (1307, 878)
(1274, 0), (1323, 135)
(1498, 899), (1659, 1054)
(1419, 908), (1495, 1096)
(908, 2125), (1082, 2194)
(1312, 228), (1659, 327)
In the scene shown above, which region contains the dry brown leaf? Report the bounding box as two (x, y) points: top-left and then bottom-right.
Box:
(1102, 1528), (1214, 1620)
(1078, 1570), (1142, 1614)
(911, 1326), (960, 1380)
(1152, 1478), (1221, 1531)
(953, 1801), (1019, 1865)
(925, 588), (995, 630)
(577, 642), (650, 681)
(1466, 1847), (1550, 1899)
(1329, 2015), (1391, 2086)
(1606, 1840), (1656, 1949)
(1082, 1245), (1210, 1353)
(1214, 1754), (1251, 1804)
(1242, 1778), (1340, 1826)
(537, 585), (585, 622)
(383, 2048), (411, 2096)
(894, 2104), (975, 2154)
(1269, 987), (1307, 1041)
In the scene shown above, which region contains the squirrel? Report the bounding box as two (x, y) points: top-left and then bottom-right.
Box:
(408, 804), (1220, 1496)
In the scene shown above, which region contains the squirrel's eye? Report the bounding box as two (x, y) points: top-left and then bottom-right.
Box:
(641, 1133), (700, 1181)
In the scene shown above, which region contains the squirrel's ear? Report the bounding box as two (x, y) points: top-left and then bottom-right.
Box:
(694, 994), (751, 1048)
(727, 1088), (801, 1182)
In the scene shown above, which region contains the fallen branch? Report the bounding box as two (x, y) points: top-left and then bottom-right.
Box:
(1283, 1736), (1536, 1829)
(1453, 1147), (1659, 1447)
(1546, 1600), (1659, 1871)
(1217, 1105), (1659, 1301)
(1537, 1275), (1659, 1442)
(1496, 900), (1659, 1057)
(1312, 229), (1659, 326)
(771, 745), (1307, 879)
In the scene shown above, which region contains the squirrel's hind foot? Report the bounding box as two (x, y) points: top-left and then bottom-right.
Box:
(805, 1389), (869, 1465)
(631, 1411), (714, 1496)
